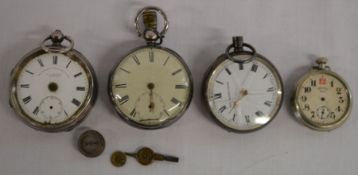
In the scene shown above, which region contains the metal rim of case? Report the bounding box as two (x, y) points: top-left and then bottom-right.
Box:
(292, 68), (352, 131)
(108, 45), (193, 130)
(202, 51), (284, 133)
(9, 47), (97, 132)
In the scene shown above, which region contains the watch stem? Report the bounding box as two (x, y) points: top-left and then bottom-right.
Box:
(316, 57), (328, 69)
(233, 36), (244, 48)
(143, 11), (158, 30)
(50, 30), (65, 44)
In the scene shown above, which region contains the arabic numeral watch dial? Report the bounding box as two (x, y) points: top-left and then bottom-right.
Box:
(203, 36), (284, 132)
(292, 57), (352, 131)
(9, 30), (97, 132)
(108, 7), (193, 129)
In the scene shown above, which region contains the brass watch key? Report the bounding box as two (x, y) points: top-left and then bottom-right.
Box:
(126, 147), (179, 165)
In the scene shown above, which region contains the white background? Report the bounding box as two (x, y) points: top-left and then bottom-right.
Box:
(0, 0), (357, 174)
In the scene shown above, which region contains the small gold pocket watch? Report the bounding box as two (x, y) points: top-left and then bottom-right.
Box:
(108, 7), (193, 129)
(292, 57), (352, 131)
(202, 36), (284, 132)
(9, 30), (97, 132)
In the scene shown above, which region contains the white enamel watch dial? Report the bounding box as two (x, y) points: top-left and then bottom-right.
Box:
(293, 58), (352, 131)
(109, 47), (193, 129)
(204, 53), (283, 132)
(9, 30), (97, 132)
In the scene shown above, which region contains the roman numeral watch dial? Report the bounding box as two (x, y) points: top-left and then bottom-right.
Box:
(108, 7), (193, 129)
(9, 30), (97, 132)
(203, 36), (283, 132)
(292, 57), (352, 131)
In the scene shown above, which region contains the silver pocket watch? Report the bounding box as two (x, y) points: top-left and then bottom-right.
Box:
(9, 30), (97, 132)
(108, 7), (193, 129)
(292, 57), (352, 131)
(203, 36), (284, 132)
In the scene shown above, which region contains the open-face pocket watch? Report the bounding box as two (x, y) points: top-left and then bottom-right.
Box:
(292, 57), (352, 131)
(9, 30), (97, 132)
(108, 7), (193, 129)
(202, 36), (284, 132)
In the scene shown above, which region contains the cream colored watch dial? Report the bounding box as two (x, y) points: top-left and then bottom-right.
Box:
(110, 47), (192, 128)
(296, 72), (350, 126)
